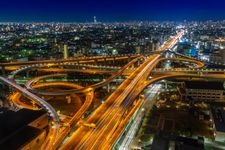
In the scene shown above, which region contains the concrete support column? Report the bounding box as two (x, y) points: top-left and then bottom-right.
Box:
(113, 57), (116, 65)
(128, 56), (131, 63)
(26, 70), (30, 77)
(104, 58), (106, 64)
(94, 59), (98, 65)
(107, 84), (110, 93)
(1, 66), (6, 76)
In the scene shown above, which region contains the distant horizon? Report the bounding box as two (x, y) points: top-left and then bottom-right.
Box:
(0, 19), (225, 24)
(1, 0), (225, 23)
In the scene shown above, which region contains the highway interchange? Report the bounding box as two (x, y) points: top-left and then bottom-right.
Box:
(2, 30), (225, 149)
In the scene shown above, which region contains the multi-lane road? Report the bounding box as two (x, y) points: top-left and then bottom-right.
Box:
(1, 54), (140, 74)
(59, 31), (184, 150)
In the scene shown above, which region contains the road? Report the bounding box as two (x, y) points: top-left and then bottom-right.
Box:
(25, 56), (145, 95)
(158, 57), (205, 69)
(1, 54), (140, 67)
(59, 30), (184, 150)
(6, 29), (221, 150)
(8, 63), (119, 79)
(11, 81), (84, 109)
(9, 77), (95, 149)
(32, 67), (115, 75)
(118, 83), (162, 150)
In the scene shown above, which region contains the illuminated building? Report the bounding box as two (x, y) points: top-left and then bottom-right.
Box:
(183, 81), (224, 102)
(63, 44), (68, 59)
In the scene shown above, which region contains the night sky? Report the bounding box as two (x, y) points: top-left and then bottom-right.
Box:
(0, 0), (225, 22)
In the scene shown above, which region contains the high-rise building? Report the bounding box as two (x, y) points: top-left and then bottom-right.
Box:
(135, 46), (141, 54)
(63, 44), (68, 59)
(149, 40), (159, 51)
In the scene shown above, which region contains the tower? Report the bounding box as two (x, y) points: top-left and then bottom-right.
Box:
(94, 16), (97, 24)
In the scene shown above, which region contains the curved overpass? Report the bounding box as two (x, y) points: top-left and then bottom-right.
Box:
(25, 56), (145, 95)
(32, 68), (115, 75)
(25, 54), (205, 97)
(118, 56), (205, 76)
(31, 82), (83, 90)
(11, 56), (204, 82)
(8, 63), (119, 80)
(11, 81), (85, 109)
(2, 54), (140, 67)
(158, 57), (205, 69)
(10, 92), (40, 110)
(153, 68), (225, 75)
(168, 50), (225, 67)
(0, 76), (60, 150)
(10, 78), (95, 149)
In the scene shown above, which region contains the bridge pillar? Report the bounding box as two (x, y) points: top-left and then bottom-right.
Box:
(137, 60), (140, 67)
(107, 84), (110, 93)
(104, 58), (106, 64)
(1, 66), (6, 76)
(128, 56), (131, 63)
(26, 70), (30, 78)
(94, 59), (98, 65)
(113, 57), (116, 66)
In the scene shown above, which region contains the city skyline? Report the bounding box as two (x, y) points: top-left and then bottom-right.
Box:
(0, 0), (225, 22)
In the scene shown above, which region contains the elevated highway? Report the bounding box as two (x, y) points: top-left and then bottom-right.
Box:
(59, 30), (184, 150)
(23, 55), (204, 96)
(11, 81), (84, 109)
(5, 29), (211, 150)
(9, 55), (204, 82)
(1, 54), (140, 76)
(168, 49), (225, 67)
(31, 67), (115, 75)
(1, 54), (140, 67)
(9, 55), (146, 149)
(10, 77), (95, 149)
(147, 72), (225, 86)
(153, 68), (225, 74)
(25, 56), (145, 95)
(158, 57), (205, 69)
(8, 63), (119, 79)
(60, 54), (162, 149)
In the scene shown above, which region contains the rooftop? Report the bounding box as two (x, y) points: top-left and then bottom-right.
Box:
(0, 108), (45, 142)
(175, 136), (204, 150)
(185, 81), (224, 90)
